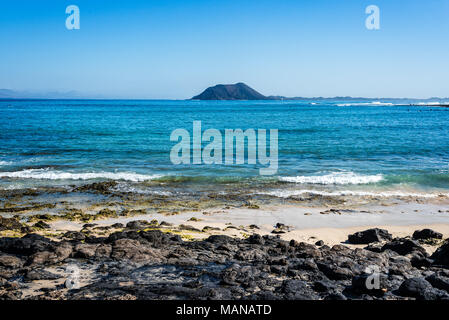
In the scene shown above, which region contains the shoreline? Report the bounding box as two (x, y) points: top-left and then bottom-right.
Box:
(1, 184), (449, 300)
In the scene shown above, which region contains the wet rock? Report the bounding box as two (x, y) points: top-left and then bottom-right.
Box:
(413, 229), (443, 240)
(347, 228), (392, 244)
(74, 181), (118, 194)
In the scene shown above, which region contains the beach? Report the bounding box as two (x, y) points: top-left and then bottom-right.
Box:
(1, 180), (449, 300)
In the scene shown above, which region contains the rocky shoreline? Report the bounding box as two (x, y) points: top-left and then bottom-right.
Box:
(1, 182), (449, 300)
(1, 221), (449, 300)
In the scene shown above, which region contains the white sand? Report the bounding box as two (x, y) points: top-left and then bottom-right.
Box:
(50, 202), (449, 250)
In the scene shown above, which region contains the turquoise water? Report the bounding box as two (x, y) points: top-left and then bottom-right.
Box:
(0, 99), (449, 197)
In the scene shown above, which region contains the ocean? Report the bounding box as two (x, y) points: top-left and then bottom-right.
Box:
(1, 99), (449, 201)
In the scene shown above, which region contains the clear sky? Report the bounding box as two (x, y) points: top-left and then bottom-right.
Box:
(1, 0), (448, 99)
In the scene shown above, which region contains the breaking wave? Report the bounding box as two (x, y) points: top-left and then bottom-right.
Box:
(0, 168), (162, 182)
(261, 189), (449, 199)
(279, 172), (384, 185)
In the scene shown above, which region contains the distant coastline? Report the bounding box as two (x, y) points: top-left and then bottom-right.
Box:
(1, 85), (448, 104)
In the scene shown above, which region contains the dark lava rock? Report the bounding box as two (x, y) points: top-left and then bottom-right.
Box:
(426, 273), (449, 293)
(413, 229), (443, 240)
(33, 221), (51, 230)
(63, 231), (86, 241)
(382, 239), (427, 256)
(410, 253), (433, 268)
(24, 269), (61, 281)
(126, 220), (150, 230)
(315, 240), (324, 246)
(0, 234), (53, 255)
(0, 254), (23, 268)
(247, 234), (264, 245)
(351, 273), (388, 297)
(431, 241), (449, 268)
(74, 181), (118, 194)
(347, 228), (392, 244)
(281, 279), (318, 299)
(317, 262), (353, 280)
(397, 277), (447, 300)
(0, 216), (23, 231)
(1, 227), (449, 300)
(206, 235), (235, 244)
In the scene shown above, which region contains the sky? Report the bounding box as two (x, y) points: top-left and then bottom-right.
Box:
(0, 0), (448, 99)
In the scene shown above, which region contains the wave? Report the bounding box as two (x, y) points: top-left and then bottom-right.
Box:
(111, 183), (172, 196)
(261, 189), (449, 199)
(0, 168), (161, 182)
(336, 101), (396, 107)
(416, 102), (449, 106)
(0, 161), (12, 166)
(279, 172), (383, 185)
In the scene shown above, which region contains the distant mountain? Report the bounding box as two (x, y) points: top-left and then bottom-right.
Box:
(0, 89), (91, 99)
(0, 89), (17, 98)
(192, 83), (268, 100)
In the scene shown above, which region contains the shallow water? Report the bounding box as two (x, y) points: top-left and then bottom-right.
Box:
(1, 99), (448, 199)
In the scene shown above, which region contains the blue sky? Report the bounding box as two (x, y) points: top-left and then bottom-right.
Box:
(1, 0), (448, 99)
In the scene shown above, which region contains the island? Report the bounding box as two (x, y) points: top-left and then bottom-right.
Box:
(191, 82), (268, 100)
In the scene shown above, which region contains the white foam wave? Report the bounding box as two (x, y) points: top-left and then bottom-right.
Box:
(111, 184), (172, 196)
(0, 169), (161, 182)
(416, 102), (449, 106)
(261, 189), (449, 199)
(0, 161), (12, 166)
(337, 101), (395, 107)
(280, 172), (383, 185)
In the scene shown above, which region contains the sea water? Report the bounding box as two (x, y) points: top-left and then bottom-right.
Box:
(0, 99), (448, 199)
